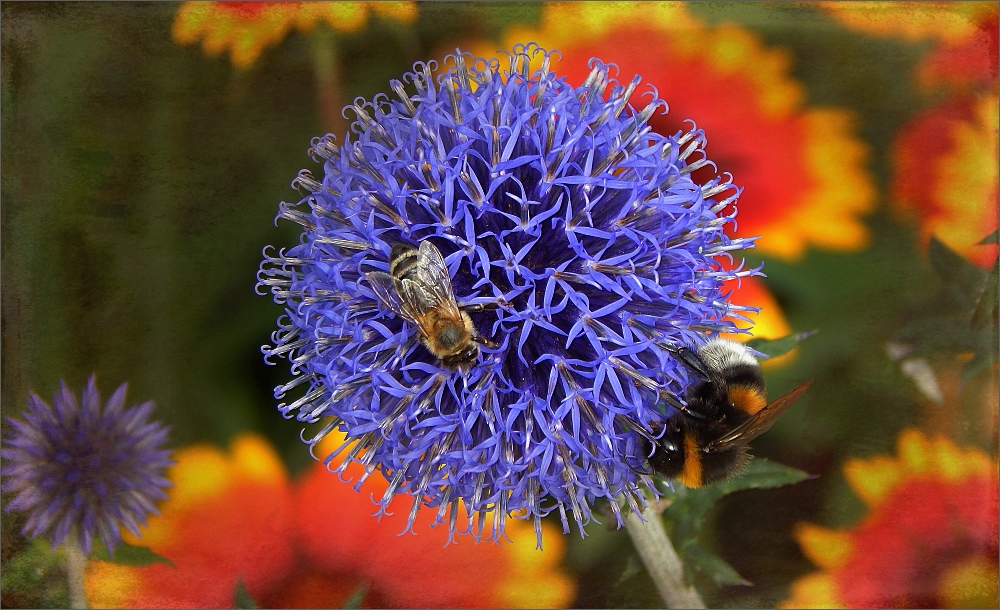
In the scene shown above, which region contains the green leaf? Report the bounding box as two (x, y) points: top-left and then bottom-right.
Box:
(722, 456), (815, 491)
(91, 540), (175, 567)
(660, 459), (811, 585)
(341, 582), (370, 609)
(962, 347), (999, 384)
(896, 237), (996, 377)
(614, 555), (645, 587)
(747, 331), (817, 359)
(679, 542), (751, 587)
(0, 538), (69, 608)
(928, 236), (988, 301)
(971, 257), (998, 332)
(978, 230), (999, 245)
(233, 578), (259, 609)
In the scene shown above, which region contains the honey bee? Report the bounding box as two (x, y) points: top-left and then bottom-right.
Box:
(642, 338), (813, 487)
(365, 240), (495, 372)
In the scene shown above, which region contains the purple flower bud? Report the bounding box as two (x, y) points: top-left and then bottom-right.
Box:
(2, 375), (173, 555)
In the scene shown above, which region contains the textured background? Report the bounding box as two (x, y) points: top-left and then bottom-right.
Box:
(3, 3), (997, 608)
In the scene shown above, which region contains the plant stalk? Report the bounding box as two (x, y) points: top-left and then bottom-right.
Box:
(624, 506), (706, 608)
(64, 536), (89, 609)
(309, 26), (346, 136)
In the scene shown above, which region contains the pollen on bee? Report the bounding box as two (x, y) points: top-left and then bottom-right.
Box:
(728, 384), (768, 415)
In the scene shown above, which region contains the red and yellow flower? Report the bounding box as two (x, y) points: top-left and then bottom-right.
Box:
(83, 432), (576, 608)
(83, 434), (297, 607)
(720, 271), (794, 358)
(864, 2), (1000, 268)
(916, 6), (998, 92)
(172, 2), (417, 69)
(783, 428), (999, 608)
(482, 2), (875, 262)
(892, 93), (999, 268)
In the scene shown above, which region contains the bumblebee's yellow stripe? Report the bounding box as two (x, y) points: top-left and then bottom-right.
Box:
(679, 433), (703, 488)
(729, 384), (767, 415)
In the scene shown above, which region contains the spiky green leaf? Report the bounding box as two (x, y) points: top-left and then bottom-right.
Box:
(91, 540), (175, 567)
(660, 459), (811, 586)
(233, 579), (259, 609)
(747, 331), (817, 359)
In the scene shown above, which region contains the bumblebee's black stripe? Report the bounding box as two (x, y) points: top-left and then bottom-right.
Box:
(718, 364), (765, 393)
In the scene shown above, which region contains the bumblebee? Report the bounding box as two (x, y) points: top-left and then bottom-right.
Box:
(366, 240), (495, 372)
(642, 338), (813, 487)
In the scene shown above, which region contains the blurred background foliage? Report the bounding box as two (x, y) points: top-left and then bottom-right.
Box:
(2, 2), (997, 608)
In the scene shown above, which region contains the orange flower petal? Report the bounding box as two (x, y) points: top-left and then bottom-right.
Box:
(794, 523), (855, 571)
(721, 274), (793, 343)
(918, 7), (998, 90)
(844, 455), (904, 507)
(892, 94), (999, 268)
(492, 519), (577, 608)
(369, 1), (418, 25)
(938, 556), (1000, 608)
(780, 572), (845, 609)
(718, 272), (800, 368)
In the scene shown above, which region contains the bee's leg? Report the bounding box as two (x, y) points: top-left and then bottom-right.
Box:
(614, 413), (658, 443)
(610, 354), (709, 421)
(458, 300), (504, 313)
(625, 457), (654, 477)
(660, 342), (713, 381)
(617, 419), (661, 478)
(462, 301), (506, 351)
(472, 334), (499, 349)
(659, 389), (708, 421)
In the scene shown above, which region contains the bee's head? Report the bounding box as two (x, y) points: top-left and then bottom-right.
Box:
(645, 420), (686, 481)
(441, 343), (480, 373)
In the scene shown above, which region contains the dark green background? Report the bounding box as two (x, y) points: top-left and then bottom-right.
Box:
(3, 3), (996, 608)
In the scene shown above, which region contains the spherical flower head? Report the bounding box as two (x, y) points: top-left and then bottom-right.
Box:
(1, 375), (173, 555)
(258, 44), (759, 544)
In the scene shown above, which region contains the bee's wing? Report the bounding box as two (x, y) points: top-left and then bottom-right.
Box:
(366, 271), (414, 322)
(705, 380), (813, 453)
(397, 276), (463, 320)
(415, 240), (458, 301)
(395, 240), (461, 316)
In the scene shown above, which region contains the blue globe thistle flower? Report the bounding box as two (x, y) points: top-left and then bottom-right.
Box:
(258, 44), (760, 545)
(1, 375), (173, 555)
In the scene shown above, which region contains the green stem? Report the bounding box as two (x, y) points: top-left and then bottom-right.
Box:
(64, 536), (89, 609)
(624, 506), (706, 609)
(309, 26), (346, 136)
